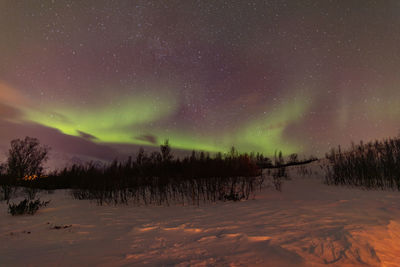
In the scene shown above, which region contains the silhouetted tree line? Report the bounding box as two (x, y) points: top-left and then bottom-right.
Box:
(0, 137), (269, 205)
(52, 141), (265, 205)
(325, 138), (400, 190)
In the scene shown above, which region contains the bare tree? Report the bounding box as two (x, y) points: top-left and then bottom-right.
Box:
(7, 137), (50, 178)
(0, 163), (5, 175)
(160, 139), (173, 162)
(136, 147), (146, 165)
(289, 153), (298, 163)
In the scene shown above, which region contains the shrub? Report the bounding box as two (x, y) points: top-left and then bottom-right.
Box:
(222, 192), (245, 202)
(325, 138), (400, 189)
(8, 198), (50, 216)
(1, 185), (15, 203)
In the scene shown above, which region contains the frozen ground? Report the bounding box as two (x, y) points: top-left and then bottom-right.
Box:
(1, 166), (400, 266)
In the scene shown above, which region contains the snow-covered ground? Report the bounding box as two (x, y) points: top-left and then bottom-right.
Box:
(1, 166), (400, 266)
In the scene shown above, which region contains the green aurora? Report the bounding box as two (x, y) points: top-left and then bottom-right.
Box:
(22, 92), (310, 155)
(2, 1), (399, 161)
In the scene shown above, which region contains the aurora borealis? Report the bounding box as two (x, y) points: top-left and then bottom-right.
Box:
(1, 1), (400, 163)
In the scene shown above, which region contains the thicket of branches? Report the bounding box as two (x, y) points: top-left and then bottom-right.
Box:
(0, 138), (270, 205)
(6, 137), (49, 178)
(325, 138), (400, 190)
(0, 137), (49, 203)
(37, 146), (263, 205)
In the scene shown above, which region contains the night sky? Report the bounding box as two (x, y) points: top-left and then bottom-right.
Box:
(1, 0), (400, 164)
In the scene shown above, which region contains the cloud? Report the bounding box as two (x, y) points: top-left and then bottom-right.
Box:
(0, 82), (27, 106)
(0, 102), (23, 120)
(77, 130), (98, 141)
(0, 119), (120, 162)
(135, 134), (158, 145)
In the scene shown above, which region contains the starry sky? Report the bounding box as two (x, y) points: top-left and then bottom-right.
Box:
(1, 0), (400, 164)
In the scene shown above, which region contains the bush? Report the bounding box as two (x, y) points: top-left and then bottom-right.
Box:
(8, 198), (50, 216)
(222, 192), (245, 201)
(1, 185), (15, 203)
(325, 138), (400, 189)
(23, 187), (40, 200)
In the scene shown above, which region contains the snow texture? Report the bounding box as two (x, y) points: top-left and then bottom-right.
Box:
(1, 166), (400, 266)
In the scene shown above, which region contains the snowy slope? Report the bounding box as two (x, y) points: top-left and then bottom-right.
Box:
(1, 167), (400, 266)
